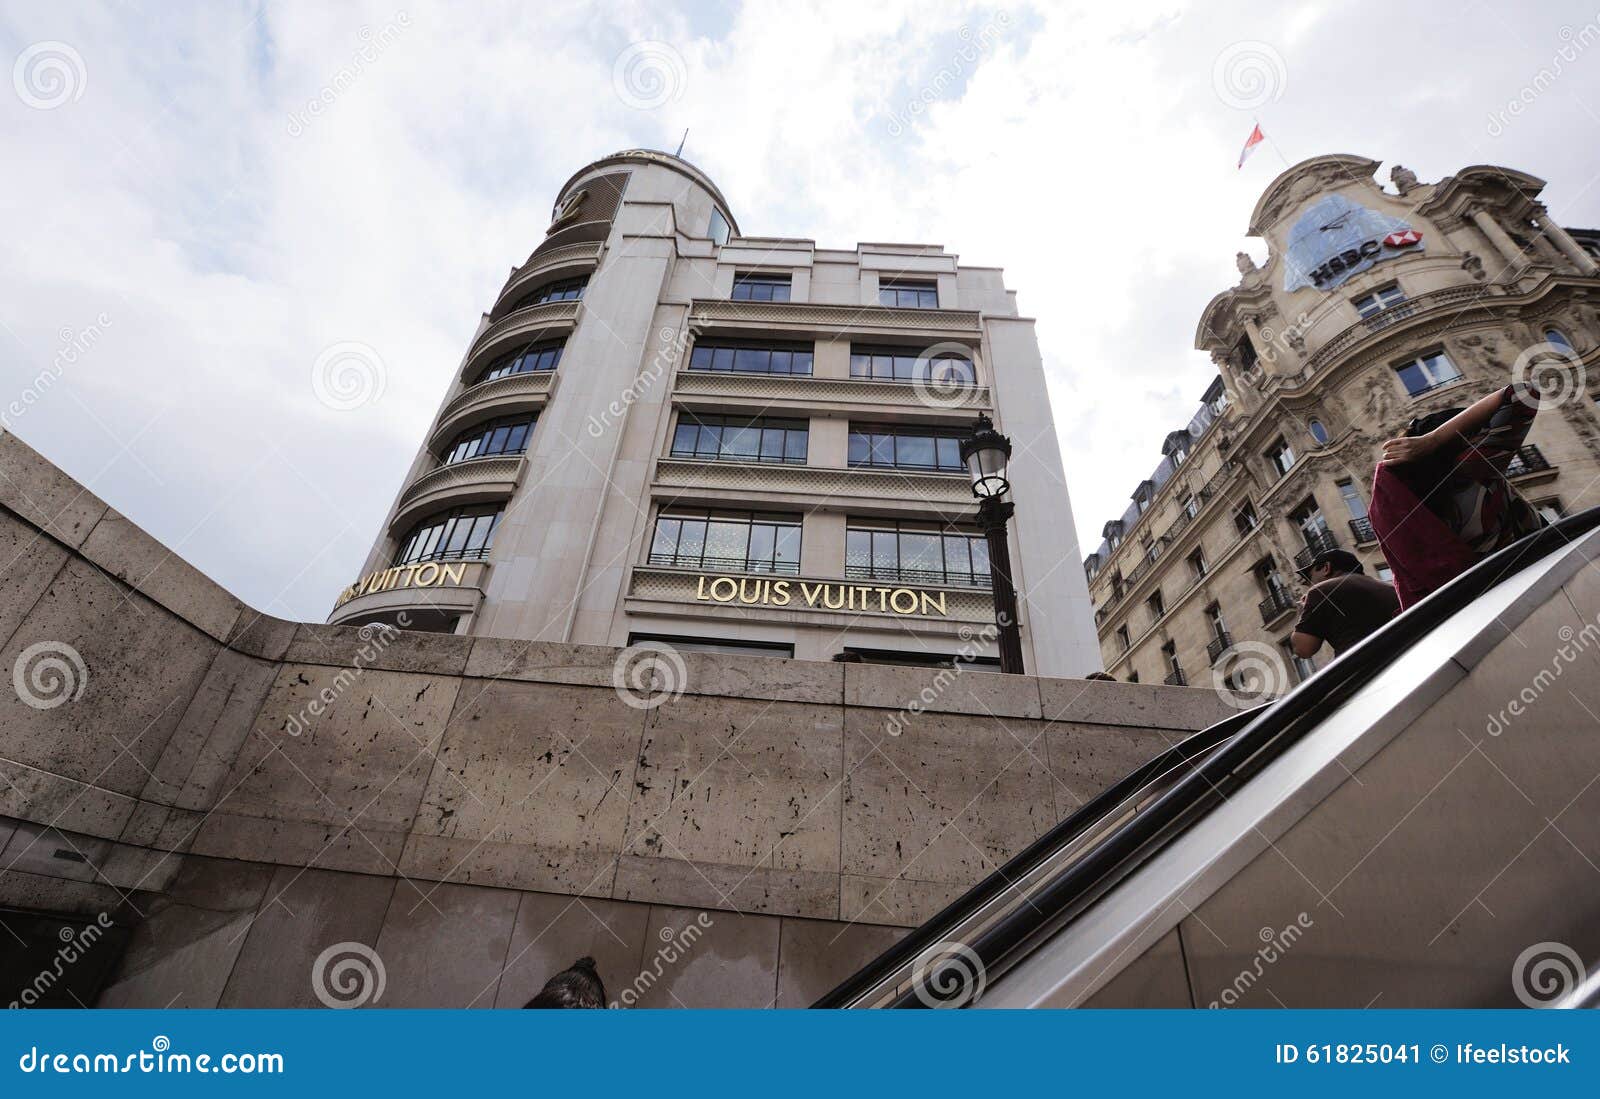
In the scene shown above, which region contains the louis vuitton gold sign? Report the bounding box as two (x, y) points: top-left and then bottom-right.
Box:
(694, 575), (949, 617)
(335, 561), (471, 608)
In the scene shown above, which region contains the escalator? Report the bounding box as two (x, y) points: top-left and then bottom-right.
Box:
(818, 508), (1600, 1009)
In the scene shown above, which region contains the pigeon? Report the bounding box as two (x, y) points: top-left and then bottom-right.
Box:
(524, 956), (607, 1009)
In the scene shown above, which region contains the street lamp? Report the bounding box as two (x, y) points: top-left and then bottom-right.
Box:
(960, 414), (1025, 674)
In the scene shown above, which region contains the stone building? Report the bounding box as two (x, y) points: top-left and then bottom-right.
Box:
(1083, 155), (1600, 690)
(328, 149), (1099, 677)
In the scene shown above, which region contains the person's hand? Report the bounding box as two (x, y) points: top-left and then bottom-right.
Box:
(1380, 433), (1439, 465)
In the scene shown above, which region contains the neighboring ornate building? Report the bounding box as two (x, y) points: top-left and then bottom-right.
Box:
(328, 149), (1100, 675)
(1084, 155), (1600, 690)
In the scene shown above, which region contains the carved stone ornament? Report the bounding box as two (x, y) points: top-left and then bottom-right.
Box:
(1461, 251), (1486, 281)
(1236, 251), (1257, 276)
(1390, 164), (1419, 195)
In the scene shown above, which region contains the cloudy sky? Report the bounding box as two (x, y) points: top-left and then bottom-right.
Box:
(2, 0), (1599, 621)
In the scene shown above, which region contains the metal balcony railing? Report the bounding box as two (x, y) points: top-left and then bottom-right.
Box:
(1163, 669), (1188, 687)
(1205, 633), (1234, 665)
(843, 564), (985, 588)
(1259, 587), (1298, 625)
(1505, 444), (1553, 478)
(646, 553), (801, 576)
(1348, 516), (1376, 544)
(1292, 528), (1341, 572)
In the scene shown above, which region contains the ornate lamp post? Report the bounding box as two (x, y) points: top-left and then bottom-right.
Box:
(960, 414), (1025, 674)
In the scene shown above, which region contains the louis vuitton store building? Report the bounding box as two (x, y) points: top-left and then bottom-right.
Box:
(327, 150), (1100, 677)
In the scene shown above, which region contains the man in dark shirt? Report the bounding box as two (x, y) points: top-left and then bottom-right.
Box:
(1290, 549), (1400, 659)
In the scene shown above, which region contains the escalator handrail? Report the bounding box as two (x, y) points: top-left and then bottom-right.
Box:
(889, 506), (1600, 1007)
(810, 706), (1259, 1007)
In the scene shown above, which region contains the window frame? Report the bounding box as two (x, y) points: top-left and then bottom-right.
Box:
(478, 340), (564, 383)
(848, 344), (977, 387)
(877, 277), (939, 309)
(847, 423), (967, 472)
(440, 414), (535, 466)
(687, 340), (815, 377)
(394, 505), (503, 566)
(670, 413), (809, 465)
(648, 508), (803, 575)
(1393, 349), (1464, 397)
(1352, 282), (1405, 319)
(730, 272), (792, 302)
(844, 519), (989, 588)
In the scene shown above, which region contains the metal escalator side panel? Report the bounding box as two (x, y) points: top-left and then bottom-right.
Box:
(980, 522), (1600, 1008)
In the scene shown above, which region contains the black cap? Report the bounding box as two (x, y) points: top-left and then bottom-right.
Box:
(1309, 548), (1363, 575)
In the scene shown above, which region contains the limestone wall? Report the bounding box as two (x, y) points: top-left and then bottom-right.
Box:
(0, 432), (1234, 1007)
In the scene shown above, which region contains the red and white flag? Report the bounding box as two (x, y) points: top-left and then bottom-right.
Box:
(1236, 123), (1265, 169)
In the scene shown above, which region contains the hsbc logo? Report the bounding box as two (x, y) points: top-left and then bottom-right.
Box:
(1304, 228), (1423, 288)
(1284, 195), (1427, 292)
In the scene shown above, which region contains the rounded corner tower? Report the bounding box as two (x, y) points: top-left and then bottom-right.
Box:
(329, 150), (1099, 676)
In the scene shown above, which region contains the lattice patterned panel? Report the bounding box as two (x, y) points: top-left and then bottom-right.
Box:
(688, 298), (981, 336)
(394, 455), (523, 527)
(654, 459), (974, 508)
(495, 242), (603, 313)
(431, 372), (556, 448)
(670, 370), (992, 412)
(463, 300), (581, 377)
(627, 566), (995, 624)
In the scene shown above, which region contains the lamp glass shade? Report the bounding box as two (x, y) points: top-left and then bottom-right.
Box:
(965, 439), (1009, 498)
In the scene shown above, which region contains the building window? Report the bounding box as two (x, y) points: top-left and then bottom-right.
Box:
(1127, 670), (1139, 683)
(1161, 640), (1184, 685)
(1337, 479), (1369, 521)
(1352, 283), (1405, 318)
(1375, 563), (1394, 583)
(479, 340), (563, 382)
(708, 208), (732, 246)
(1545, 327), (1574, 352)
(1205, 602), (1228, 639)
(671, 413), (808, 464)
(1290, 498), (1334, 556)
(1281, 637), (1316, 683)
(1142, 534), (1159, 564)
(1134, 484), (1153, 514)
(1117, 625), (1131, 653)
(516, 276), (587, 308)
(847, 423), (965, 472)
(1147, 589), (1165, 620)
(845, 521), (988, 587)
(395, 505), (503, 565)
(442, 415), (534, 466)
(689, 341), (814, 376)
(1234, 501), (1260, 536)
(878, 277), (938, 308)
(1394, 350), (1463, 396)
(849, 345), (976, 385)
(731, 273), (792, 302)
(1181, 492), (1199, 519)
(1534, 498), (1566, 524)
(1266, 437), (1296, 478)
(1188, 548), (1208, 578)
(1236, 337), (1259, 374)
(1308, 419), (1329, 445)
(649, 509), (801, 574)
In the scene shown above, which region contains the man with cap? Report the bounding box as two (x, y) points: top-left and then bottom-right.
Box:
(1289, 549), (1400, 660)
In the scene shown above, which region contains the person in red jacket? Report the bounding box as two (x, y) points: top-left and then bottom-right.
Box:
(1369, 383), (1544, 609)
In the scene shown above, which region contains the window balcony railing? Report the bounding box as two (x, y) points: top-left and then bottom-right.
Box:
(1163, 669), (1188, 687)
(1506, 444), (1553, 478)
(1259, 587), (1298, 625)
(1348, 516), (1376, 544)
(646, 553), (800, 576)
(396, 545), (493, 567)
(1292, 528), (1341, 572)
(843, 564), (986, 588)
(1205, 633), (1234, 665)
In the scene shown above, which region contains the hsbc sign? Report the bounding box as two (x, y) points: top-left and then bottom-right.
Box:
(1283, 195), (1426, 292)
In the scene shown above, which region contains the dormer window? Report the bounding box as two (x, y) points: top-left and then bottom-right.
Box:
(1162, 430), (1193, 467)
(1133, 480), (1154, 515)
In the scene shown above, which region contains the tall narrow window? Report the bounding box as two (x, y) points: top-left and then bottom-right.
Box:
(1265, 438), (1296, 478)
(708, 208), (732, 246)
(1116, 625), (1131, 653)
